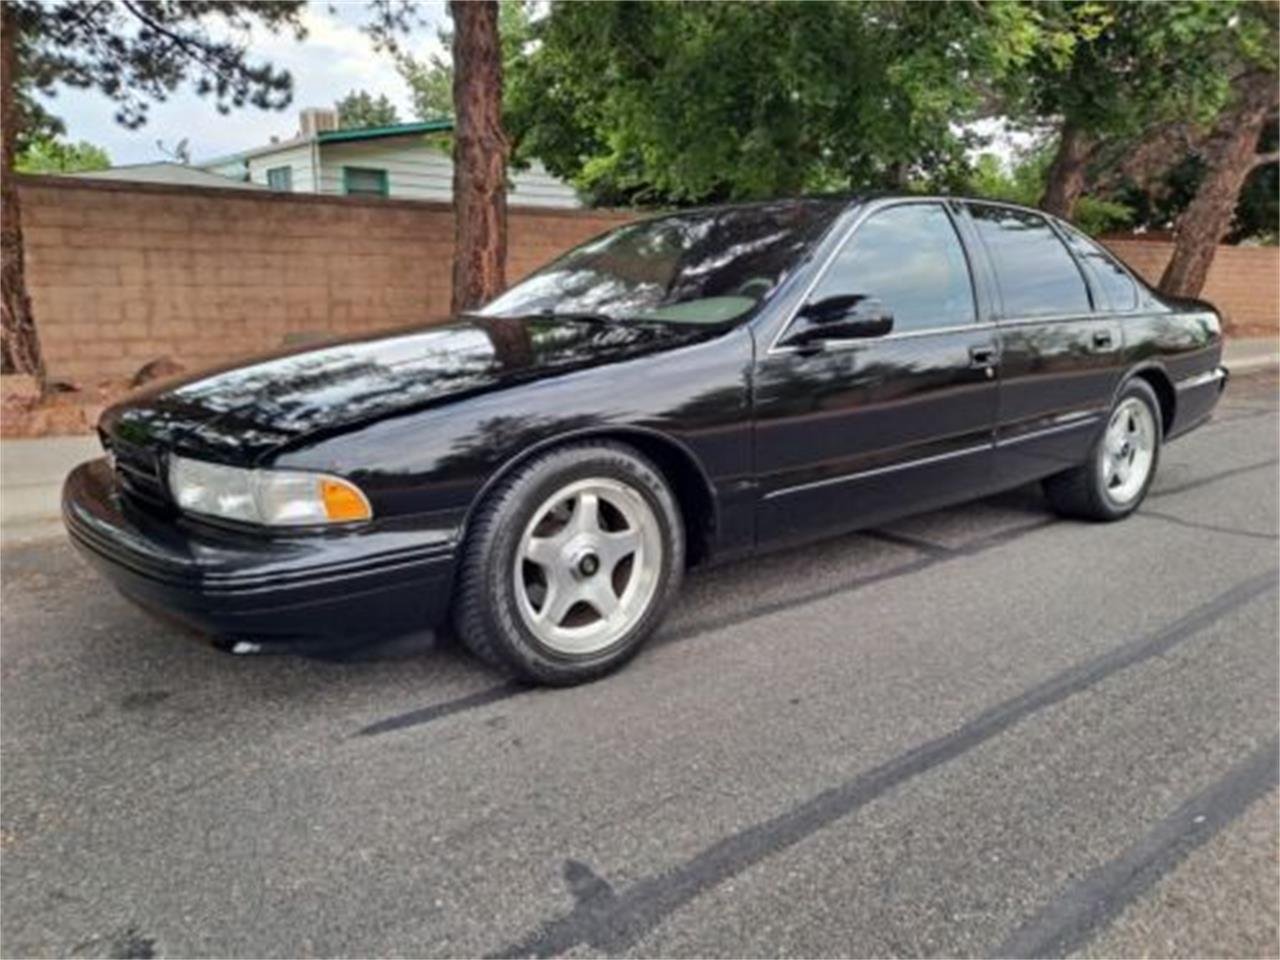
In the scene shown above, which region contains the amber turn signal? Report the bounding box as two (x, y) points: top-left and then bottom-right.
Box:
(321, 478), (372, 522)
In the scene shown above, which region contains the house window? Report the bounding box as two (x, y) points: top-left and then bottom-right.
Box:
(343, 167), (389, 197)
(266, 166), (292, 191)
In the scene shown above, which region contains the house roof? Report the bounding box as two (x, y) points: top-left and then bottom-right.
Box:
(317, 119), (453, 144)
(69, 162), (267, 190)
(199, 120), (455, 168)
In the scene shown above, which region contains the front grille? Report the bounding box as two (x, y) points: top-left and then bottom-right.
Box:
(105, 435), (170, 509)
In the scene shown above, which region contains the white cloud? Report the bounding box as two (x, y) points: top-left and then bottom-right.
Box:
(37, 0), (450, 165)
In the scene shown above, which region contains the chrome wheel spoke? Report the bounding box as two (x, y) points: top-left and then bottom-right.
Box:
(580, 578), (620, 619)
(525, 534), (562, 568)
(571, 491), (600, 536)
(538, 569), (578, 626)
(598, 528), (641, 572)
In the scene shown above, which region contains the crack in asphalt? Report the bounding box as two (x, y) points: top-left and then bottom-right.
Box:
(355, 449), (1276, 740)
(490, 570), (1278, 958)
(989, 737), (1280, 958)
(355, 518), (1054, 739)
(1149, 458), (1278, 499)
(1139, 510), (1280, 543)
(861, 528), (958, 556)
(356, 680), (530, 736)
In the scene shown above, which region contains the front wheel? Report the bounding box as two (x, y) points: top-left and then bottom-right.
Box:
(452, 442), (684, 685)
(1043, 378), (1163, 521)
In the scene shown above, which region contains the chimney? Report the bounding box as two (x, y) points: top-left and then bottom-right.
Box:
(299, 108), (339, 137)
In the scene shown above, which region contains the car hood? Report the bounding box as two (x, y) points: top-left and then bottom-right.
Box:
(102, 315), (717, 464)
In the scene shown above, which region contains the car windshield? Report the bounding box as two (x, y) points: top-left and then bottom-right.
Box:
(478, 199), (845, 325)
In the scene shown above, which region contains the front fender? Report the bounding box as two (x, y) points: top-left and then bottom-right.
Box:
(273, 328), (756, 548)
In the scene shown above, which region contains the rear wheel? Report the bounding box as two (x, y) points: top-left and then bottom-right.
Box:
(453, 442), (684, 685)
(1043, 378), (1162, 521)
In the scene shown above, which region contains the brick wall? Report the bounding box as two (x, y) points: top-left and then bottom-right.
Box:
(1102, 238), (1279, 338)
(17, 175), (635, 386)
(15, 177), (1278, 389)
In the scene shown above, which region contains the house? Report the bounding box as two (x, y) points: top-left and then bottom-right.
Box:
(71, 161), (268, 191)
(198, 108), (581, 208)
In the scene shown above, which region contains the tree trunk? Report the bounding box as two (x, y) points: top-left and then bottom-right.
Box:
(0, 3), (43, 382)
(449, 0), (507, 315)
(1159, 70), (1279, 299)
(1039, 121), (1094, 219)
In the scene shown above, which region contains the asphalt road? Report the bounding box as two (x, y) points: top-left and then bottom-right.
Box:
(3, 371), (1277, 959)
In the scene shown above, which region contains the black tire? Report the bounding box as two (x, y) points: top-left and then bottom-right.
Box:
(1043, 378), (1163, 521)
(452, 441), (685, 685)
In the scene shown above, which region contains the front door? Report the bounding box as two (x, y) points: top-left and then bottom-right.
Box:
(753, 200), (1001, 549)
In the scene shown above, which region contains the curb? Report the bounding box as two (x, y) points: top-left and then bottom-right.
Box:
(1227, 355), (1279, 374)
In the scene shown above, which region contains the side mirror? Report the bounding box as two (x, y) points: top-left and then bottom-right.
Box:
(783, 295), (894, 348)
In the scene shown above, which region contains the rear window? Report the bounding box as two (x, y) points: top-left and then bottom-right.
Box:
(967, 204), (1091, 318)
(1059, 225), (1140, 312)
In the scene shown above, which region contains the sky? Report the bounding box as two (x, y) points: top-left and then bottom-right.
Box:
(38, 0), (450, 166)
(40, 0), (1031, 171)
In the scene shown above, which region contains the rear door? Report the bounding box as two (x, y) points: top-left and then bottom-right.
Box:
(959, 203), (1125, 489)
(753, 200), (1001, 548)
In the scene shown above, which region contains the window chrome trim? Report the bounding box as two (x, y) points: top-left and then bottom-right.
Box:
(766, 198), (982, 355)
(763, 442), (992, 500)
(768, 321), (998, 355)
(994, 313), (1110, 328)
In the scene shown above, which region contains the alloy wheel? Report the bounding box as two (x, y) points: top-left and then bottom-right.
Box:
(1098, 397), (1157, 507)
(513, 478), (664, 655)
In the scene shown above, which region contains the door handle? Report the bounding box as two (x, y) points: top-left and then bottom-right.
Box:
(969, 345), (997, 367)
(1092, 330), (1114, 349)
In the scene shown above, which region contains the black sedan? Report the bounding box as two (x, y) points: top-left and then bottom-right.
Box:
(64, 196), (1228, 685)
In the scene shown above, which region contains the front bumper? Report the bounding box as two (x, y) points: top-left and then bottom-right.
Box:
(63, 459), (457, 650)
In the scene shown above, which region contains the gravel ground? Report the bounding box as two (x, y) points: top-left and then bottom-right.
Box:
(2, 371), (1276, 959)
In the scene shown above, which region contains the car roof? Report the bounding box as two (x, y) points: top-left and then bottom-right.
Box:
(623, 193), (1056, 223)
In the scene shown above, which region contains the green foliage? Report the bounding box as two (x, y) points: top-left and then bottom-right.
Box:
(10, 1), (306, 134)
(1002, 1), (1263, 143)
(499, 0), (1274, 214)
(505, 1), (1043, 207)
(14, 135), (110, 174)
(1231, 161), (1279, 245)
(967, 146), (1133, 236)
(395, 0), (533, 122)
(335, 89), (401, 129)
(397, 49), (454, 121)
(1109, 135), (1279, 243)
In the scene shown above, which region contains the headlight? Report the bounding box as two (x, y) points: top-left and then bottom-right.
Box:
(167, 455), (372, 526)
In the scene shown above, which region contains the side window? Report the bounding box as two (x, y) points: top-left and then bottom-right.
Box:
(1059, 225), (1140, 312)
(266, 166), (292, 192)
(808, 203), (976, 333)
(343, 167), (389, 198)
(967, 204), (1091, 318)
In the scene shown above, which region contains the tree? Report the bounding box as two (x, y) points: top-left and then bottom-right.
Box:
(505, 2), (1041, 207)
(1160, 67), (1280, 296)
(15, 136), (110, 174)
(1, 0), (306, 383)
(1015, 2), (1259, 219)
(396, 1), (531, 122)
(448, 0), (508, 314)
(335, 89), (401, 129)
(2, 4), (39, 379)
